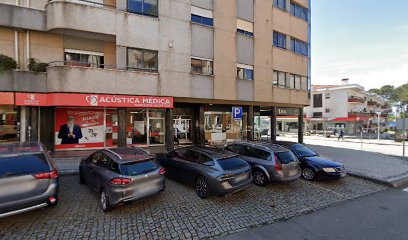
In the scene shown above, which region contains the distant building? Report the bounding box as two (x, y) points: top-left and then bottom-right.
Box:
(304, 79), (392, 134)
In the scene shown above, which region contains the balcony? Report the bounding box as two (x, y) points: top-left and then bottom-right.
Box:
(0, 70), (47, 93)
(348, 96), (365, 104)
(46, 64), (159, 95)
(367, 100), (378, 106)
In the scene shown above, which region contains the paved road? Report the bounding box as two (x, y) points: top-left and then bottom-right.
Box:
(277, 135), (408, 186)
(217, 185), (408, 240)
(0, 175), (386, 240)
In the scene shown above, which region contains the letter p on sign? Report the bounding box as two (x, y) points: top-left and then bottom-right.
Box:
(232, 107), (243, 119)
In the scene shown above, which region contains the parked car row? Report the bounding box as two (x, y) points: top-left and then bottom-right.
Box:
(0, 141), (346, 217)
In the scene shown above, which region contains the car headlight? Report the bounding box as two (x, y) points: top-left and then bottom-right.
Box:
(323, 168), (336, 173)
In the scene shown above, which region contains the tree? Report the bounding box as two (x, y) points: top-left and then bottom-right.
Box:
(368, 88), (381, 95)
(379, 85), (396, 101)
(395, 83), (408, 117)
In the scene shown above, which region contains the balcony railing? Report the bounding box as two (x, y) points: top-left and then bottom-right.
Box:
(348, 96), (365, 103)
(47, 0), (115, 9)
(367, 100), (378, 106)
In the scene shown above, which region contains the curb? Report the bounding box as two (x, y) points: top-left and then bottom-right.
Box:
(347, 171), (408, 188)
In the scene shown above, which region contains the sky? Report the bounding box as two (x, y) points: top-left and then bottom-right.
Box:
(312, 0), (408, 90)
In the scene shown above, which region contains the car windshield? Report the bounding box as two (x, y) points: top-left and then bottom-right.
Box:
(0, 153), (50, 178)
(275, 151), (298, 164)
(291, 144), (318, 157)
(217, 157), (247, 171)
(120, 159), (159, 176)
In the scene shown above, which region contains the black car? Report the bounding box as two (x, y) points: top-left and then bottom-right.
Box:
(274, 141), (346, 180)
(157, 146), (252, 199)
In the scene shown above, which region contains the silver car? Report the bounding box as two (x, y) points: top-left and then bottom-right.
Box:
(0, 142), (59, 218)
(79, 147), (165, 212)
(224, 142), (301, 186)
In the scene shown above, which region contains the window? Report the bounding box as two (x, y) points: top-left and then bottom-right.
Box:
(273, 70), (287, 87)
(64, 49), (104, 68)
(301, 76), (308, 91)
(326, 93), (331, 99)
(237, 19), (254, 37)
(290, 38), (308, 57)
(191, 58), (213, 75)
(325, 108), (330, 113)
(274, 151), (297, 164)
(273, 31), (286, 49)
(290, 2), (308, 22)
(127, 48), (158, 71)
(0, 154), (50, 178)
(128, 0), (158, 17)
(195, 153), (214, 166)
(273, 0), (286, 11)
(120, 159), (159, 176)
(250, 148), (271, 161)
(237, 64), (254, 80)
(216, 157), (248, 171)
(313, 112), (323, 118)
(313, 94), (323, 108)
(191, 6), (213, 27)
(295, 75), (301, 90)
(225, 145), (241, 154)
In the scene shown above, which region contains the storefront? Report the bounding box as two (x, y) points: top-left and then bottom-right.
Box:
(0, 93), (19, 143)
(13, 92), (173, 151)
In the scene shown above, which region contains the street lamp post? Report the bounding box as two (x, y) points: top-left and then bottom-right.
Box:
(375, 111), (381, 142)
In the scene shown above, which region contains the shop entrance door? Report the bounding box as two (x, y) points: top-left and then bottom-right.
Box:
(174, 119), (191, 144)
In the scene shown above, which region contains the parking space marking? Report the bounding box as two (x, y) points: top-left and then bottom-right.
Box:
(303, 180), (345, 198)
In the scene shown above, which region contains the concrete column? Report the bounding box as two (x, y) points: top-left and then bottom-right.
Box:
(39, 107), (55, 151)
(199, 104), (205, 146)
(247, 106), (254, 141)
(298, 108), (304, 143)
(29, 107), (39, 142)
(191, 105), (198, 144)
(165, 108), (174, 152)
(271, 107), (277, 142)
(117, 108), (126, 147)
(20, 106), (26, 142)
(116, 46), (127, 70)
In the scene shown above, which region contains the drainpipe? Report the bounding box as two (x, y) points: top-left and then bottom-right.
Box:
(14, 31), (18, 65)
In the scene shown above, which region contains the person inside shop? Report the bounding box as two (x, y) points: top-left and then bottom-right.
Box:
(58, 115), (83, 144)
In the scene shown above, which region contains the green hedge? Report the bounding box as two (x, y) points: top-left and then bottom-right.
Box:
(0, 54), (17, 73)
(28, 58), (48, 72)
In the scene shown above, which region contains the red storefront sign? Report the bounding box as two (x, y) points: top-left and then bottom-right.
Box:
(15, 93), (48, 106)
(14, 93), (174, 108)
(0, 92), (14, 105)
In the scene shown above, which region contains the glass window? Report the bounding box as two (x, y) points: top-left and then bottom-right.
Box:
(326, 93), (331, 99)
(290, 38), (308, 57)
(0, 106), (18, 143)
(295, 75), (301, 90)
(273, 0), (286, 10)
(128, 0), (158, 17)
(273, 71), (278, 86)
(120, 159), (159, 176)
(191, 14), (213, 27)
(127, 48), (158, 71)
(225, 145), (241, 154)
(313, 94), (323, 108)
(0, 154), (50, 177)
(289, 74), (295, 89)
(273, 31), (286, 49)
(290, 144), (317, 157)
(216, 157), (248, 171)
(251, 148), (271, 160)
(191, 58), (213, 75)
(237, 66), (254, 80)
(275, 151), (297, 164)
(290, 2), (308, 22)
(237, 29), (254, 37)
(126, 109), (147, 145)
(196, 153), (214, 166)
(278, 71), (286, 87)
(64, 51), (104, 68)
(301, 76), (308, 91)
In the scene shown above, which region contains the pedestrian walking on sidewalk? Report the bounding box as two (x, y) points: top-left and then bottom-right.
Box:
(338, 129), (344, 141)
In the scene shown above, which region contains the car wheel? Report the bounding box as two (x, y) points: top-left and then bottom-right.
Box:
(252, 170), (267, 186)
(195, 176), (210, 199)
(79, 171), (85, 185)
(100, 189), (112, 212)
(302, 167), (316, 181)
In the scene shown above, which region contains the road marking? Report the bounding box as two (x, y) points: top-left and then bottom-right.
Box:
(403, 188), (408, 192)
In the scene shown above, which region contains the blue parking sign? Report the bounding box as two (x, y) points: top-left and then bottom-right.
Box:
(232, 107), (243, 119)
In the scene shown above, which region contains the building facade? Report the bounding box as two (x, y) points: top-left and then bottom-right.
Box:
(0, 0), (311, 151)
(305, 79), (391, 135)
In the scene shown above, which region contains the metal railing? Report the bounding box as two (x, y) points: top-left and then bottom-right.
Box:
(48, 0), (116, 9)
(48, 61), (116, 69)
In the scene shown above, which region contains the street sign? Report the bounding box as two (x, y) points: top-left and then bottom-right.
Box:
(232, 107), (243, 119)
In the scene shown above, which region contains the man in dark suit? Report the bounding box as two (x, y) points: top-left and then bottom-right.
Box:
(58, 116), (83, 144)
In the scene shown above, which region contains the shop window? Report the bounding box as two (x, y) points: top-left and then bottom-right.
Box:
(64, 49), (104, 68)
(128, 0), (158, 17)
(126, 109), (165, 146)
(237, 64), (254, 80)
(191, 58), (213, 75)
(127, 48), (158, 72)
(204, 110), (247, 144)
(0, 106), (18, 143)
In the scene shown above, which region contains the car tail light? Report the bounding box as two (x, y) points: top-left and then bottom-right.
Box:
(35, 169), (58, 179)
(158, 168), (165, 175)
(110, 178), (132, 185)
(274, 155), (282, 171)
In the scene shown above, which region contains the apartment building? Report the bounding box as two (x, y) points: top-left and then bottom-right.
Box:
(305, 79), (391, 134)
(0, 0), (311, 151)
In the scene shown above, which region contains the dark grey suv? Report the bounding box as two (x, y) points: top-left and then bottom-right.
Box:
(79, 147), (165, 212)
(224, 142), (301, 186)
(157, 146), (252, 199)
(0, 142), (59, 218)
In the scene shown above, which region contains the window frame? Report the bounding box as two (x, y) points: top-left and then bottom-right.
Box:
(127, 0), (159, 18)
(313, 94), (323, 108)
(273, 0), (287, 11)
(273, 31), (287, 49)
(191, 14), (214, 27)
(290, 1), (308, 22)
(237, 64), (254, 81)
(127, 48), (158, 72)
(290, 38), (308, 57)
(191, 57), (214, 75)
